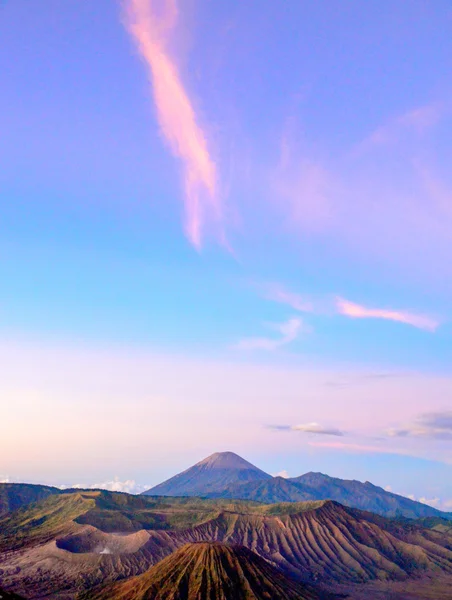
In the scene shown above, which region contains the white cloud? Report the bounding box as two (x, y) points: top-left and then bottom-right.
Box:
(419, 496), (441, 508)
(63, 477), (147, 494)
(384, 485), (392, 492)
(235, 317), (303, 351)
(273, 470), (290, 479)
(0, 476), (10, 483)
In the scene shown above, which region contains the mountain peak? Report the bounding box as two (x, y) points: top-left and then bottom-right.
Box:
(197, 451), (262, 470)
(143, 452), (271, 497)
(91, 542), (322, 599)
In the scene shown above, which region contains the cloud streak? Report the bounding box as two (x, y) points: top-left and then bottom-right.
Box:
(235, 317), (303, 351)
(260, 283), (439, 333)
(387, 411), (452, 441)
(270, 422), (345, 436)
(336, 298), (439, 332)
(124, 0), (220, 249)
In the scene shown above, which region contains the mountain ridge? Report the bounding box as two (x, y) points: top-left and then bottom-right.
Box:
(2, 491), (452, 598)
(142, 452), (452, 521)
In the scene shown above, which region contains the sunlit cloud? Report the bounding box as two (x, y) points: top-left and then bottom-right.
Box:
(336, 297), (439, 332)
(386, 410), (452, 441)
(270, 422), (344, 436)
(124, 0), (221, 249)
(64, 477), (147, 494)
(419, 496), (441, 508)
(272, 470), (290, 478)
(235, 317), (303, 351)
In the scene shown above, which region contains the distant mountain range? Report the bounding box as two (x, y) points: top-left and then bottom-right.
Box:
(88, 542), (324, 600)
(1, 452), (451, 525)
(143, 451), (452, 521)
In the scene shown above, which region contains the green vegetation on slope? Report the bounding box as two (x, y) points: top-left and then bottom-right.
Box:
(0, 483), (60, 517)
(0, 492), (96, 551)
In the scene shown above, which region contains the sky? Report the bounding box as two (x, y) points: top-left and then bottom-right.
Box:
(1, 0), (452, 508)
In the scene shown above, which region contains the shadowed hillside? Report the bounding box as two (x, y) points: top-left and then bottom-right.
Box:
(0, 484), (60, 517)
(88, 542), (324, 600)
(0, 588), (24, 599)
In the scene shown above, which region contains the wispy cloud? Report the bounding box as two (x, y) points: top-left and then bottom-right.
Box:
(386, 410), (452, 441)
(362, 104), (441, 149)
(336, 297), (439, 332)
(270, 422), (345, 436)
(274, 135), (333, 232)
(308, 441), (403, 454)
(260, 284), (439, 332)
(235, 317), (303, 351)
(261, 283), (314, 312)
(124, 0), (220, 249)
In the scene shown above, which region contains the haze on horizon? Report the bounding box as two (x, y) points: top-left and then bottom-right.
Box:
(1, 1), (452, 510)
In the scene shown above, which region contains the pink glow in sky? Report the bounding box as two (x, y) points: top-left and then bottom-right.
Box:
(1, 0), (452, 504)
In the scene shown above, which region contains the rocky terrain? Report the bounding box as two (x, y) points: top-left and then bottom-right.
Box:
(1, 489), (452, 598)
(87, 542), (324, 599)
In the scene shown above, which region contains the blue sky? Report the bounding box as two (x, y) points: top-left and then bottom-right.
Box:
(1, 0), (452, 507)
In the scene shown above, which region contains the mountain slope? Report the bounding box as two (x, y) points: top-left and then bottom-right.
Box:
(143, 452), (271, 497)
(89, 542), (323, 600)
(289, 472), (452, 520)
(144, 453), (452, 520)
(210, 476), (312, 503)
(0, 483), (61, 517)
(2, 491), (452, 598)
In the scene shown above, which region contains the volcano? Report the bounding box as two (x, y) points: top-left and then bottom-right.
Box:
(143, 452), (271, 497)
(89, 542), (323, 599)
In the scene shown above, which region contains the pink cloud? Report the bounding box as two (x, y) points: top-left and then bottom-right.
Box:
(336, 298), (439, 332)
(364, 104), (441, 147)
(263, 283), (314, 313)
(235, 317), (303, 351)
(124, 0), (221, 249)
